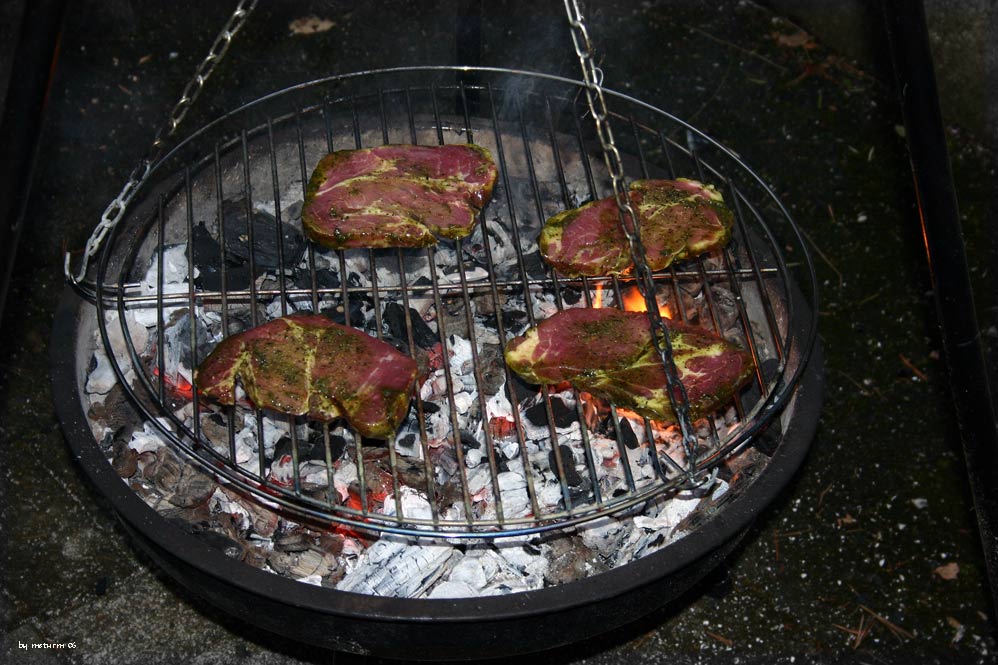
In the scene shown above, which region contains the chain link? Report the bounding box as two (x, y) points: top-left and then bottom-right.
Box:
(563, 0), (701, 478)
(66, 0), (258, 285)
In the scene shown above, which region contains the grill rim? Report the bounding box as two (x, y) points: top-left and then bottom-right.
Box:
(86, 66), (820, 537)
(53, 285), (823, 636)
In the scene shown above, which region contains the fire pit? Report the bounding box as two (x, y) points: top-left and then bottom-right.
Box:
(53, 66), (821, 659)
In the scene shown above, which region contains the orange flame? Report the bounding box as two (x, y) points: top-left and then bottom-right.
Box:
(622, 287), (672, 319)
(592, 282), (605, 308)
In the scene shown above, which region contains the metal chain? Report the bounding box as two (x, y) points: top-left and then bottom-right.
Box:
(563, 0), (702, 480)
(65, 0), (258, 285)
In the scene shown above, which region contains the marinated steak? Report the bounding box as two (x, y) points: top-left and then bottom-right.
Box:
(504, 308), (753, 422)
(195, 314), (417, 439)
(302, 144), (498, 249)
(538, 179), (734, 277)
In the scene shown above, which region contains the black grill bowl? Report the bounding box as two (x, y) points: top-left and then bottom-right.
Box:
(52, 285), (822, 661)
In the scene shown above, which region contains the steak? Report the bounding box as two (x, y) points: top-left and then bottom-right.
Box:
(504, 308), (754, 422)
(538, 179), (734, 277)
(195, 314), (417, 439)
(302, 144), (498, 249)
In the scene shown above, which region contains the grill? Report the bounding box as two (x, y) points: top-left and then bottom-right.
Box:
(73, 67), (817, 539)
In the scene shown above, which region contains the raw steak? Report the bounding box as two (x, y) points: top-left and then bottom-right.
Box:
(195, 314), (417, 438)
(302, 144), (498, 249)
(504, 308), (753, 421)
(538, 179), (734, 277)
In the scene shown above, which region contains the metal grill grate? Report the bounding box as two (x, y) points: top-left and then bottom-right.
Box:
(88, 67), (817, 538)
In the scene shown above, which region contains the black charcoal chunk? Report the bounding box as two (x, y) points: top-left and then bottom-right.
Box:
(506, 371), (538, 406)
(193, 221), (253, 291)
(525, 396), (575, 429)
(460, 430), (480, 449)
(293, 266), (340, 290)
(221, 200), (306, 272)
(548, 444), (584, 487)
(618, 418), (639, 450)
(382, 302), (438, 349)
(561, 287), (581, 305)
(325, 297), (366, 326)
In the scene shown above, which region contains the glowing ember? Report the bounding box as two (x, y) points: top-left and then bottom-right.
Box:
(622, 287), (672, 319)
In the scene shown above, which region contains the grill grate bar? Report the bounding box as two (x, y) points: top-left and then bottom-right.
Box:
(544, 95), (605, 507)
(485, 82), (544, 521)
(516, 98), (576, 515)
(112, 266), (776, 306)
(213, 142), (239, 465)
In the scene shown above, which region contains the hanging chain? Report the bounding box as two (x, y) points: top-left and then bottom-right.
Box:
(65, 0), (258, 285)
(563, 0), (702, 481)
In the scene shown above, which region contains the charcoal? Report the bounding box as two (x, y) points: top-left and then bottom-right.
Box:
(304, 429), (346, 462)
(291, 266), (340, 290)
(476, 343), (506, 395)
(275, 531), (312, 553)
(193, 221), (254, 291)
(525, 396), (574, 429)
(460, 430), (480, 450)
(505, 371), (538, 406)
(168, 464), (216, 508)
(618, 418), (639, 449)
(164, 310), (211, 371)
(325, 297), (367, 326)
(383, 302), (438, 349)
(561, 287), (581, 305)
(548, 444), (584, 487)
(111, 444), (138, 478)
(221, 199), (306, 271)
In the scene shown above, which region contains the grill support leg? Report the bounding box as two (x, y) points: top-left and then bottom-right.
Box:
(883, 0), (998, 620)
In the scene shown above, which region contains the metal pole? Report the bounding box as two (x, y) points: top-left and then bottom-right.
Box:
(882, 0), (998, 616)
(0, 0), (67, 325)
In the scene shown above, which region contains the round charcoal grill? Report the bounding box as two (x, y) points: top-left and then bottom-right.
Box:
(71, 67), (817, 538)
(55, 66), (821, 658)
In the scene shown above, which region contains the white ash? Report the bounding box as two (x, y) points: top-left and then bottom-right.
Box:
(337, 539), (457, 598)
(134, 245), (196, 328)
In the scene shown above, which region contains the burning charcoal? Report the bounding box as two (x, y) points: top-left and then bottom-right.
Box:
(221, 200), (307, 272)
(618, 418), (640, 450)
(548, 444), (584, 487)
(383, 302), (438, 349)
